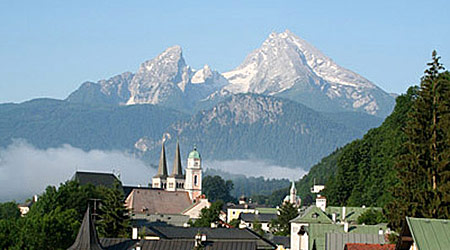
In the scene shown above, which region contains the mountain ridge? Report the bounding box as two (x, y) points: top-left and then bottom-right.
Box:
(66, 30), (394, 117)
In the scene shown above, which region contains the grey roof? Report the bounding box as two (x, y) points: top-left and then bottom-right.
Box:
(170, 141), (184, 178)
(68, 206), (104, 250)
(154, 141), (168, 178)
(266, 235), (290, 248)
(131, 214), (190, 227)
(100, 238), (137, 250)
(325, 233), (386, 250)
(72, 171), (121, 189)
(240, 213), (278, 223)
(100, 238), (260, 250)
(141, 239), (257, 250)
(147, 226), (276, 249)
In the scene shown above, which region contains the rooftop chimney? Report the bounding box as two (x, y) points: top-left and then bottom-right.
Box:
(132, 227), (138, 240)
(342, 207), (346, 221)
(344, 222), (349, 233)
(332, 213), (336, 223)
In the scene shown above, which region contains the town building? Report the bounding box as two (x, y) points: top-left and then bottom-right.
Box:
(68, 206), (278, 250)
(290, 196), (389, 250)
(395, 217), (450, 250)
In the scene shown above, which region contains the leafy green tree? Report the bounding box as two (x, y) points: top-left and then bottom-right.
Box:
(252, 219), (264, 236)
(229, 218), (240, 228)
(14, 207), (80, 250)
(357, 209), (387, 225)
(0, 202), (20, 220)
(386, 51), (450, 231)
(190, 201), (224, 227)
(0, 218), (19, 249)
(97, 182), (130, 238)
(202, 176), (235, 203)
(269, 202), (299, 236)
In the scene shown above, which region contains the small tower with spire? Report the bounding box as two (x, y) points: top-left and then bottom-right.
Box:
(290, 181), (297, 204)
(152, 140), (168, 189)
(184, 145), (202, 200)
(283, 181), (301, 206)
(166, 141), (185, 191)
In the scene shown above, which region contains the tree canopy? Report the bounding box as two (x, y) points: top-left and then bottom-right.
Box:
(385, 51), (450, 231)
(269, 202), (299, 236)
(202, 175), (236, 203)
(0, 180), (130, 249)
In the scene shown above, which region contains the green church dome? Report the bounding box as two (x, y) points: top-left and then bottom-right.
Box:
(188, 146), (201, 159)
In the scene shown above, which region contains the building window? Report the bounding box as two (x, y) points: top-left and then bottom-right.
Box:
(169, 183), (174, 188)
(194, 175), (198, 186)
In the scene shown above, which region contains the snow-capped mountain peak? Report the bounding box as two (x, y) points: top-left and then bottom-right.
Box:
(222, 30), (394, 116)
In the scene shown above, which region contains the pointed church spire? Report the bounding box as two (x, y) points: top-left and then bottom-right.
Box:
(170, 140), (184, 178)
(155, 140), (168, 177)
(68, 206), (104, 250)
(290, 181), (296, 192)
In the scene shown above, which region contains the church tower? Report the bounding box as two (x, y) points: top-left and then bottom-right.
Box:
(166, 141), (185, 191)
(152, 141), (168, 189)
(290, 181), (297, 204)
(184, 146), (202, 200)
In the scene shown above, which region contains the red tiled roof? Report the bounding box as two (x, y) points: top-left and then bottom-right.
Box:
(345, 243), (395, 250)
(125, 188), (192, 214)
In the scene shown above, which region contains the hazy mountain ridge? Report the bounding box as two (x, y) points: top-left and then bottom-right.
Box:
(148, 94), (382, 168)
(0, 95), (382, 170)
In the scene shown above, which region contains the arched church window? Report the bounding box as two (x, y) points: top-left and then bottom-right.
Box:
(194, 175), (198, 186)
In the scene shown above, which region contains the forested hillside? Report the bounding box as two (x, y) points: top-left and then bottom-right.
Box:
(274, 86), (417, 207)
(0, 99), (187, 150)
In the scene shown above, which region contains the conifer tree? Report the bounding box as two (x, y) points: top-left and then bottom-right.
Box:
(97, 182), (130, 238)
(269, 202), (299, 236)
(385, 51), (450, 231)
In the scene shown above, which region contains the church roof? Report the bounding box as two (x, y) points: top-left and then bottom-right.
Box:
(170, 141), (184, 178)
(154, 141), (168, 178)
(72, 171), (121, 189)
(125, 188), (192, 215)
(188, 146), (201, 159)
(68, 206), (104, 250)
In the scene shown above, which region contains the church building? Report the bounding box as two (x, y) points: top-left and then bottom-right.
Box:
(152, 141), (202, 201)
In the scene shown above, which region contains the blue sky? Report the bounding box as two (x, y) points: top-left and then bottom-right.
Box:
(0, 0), (449, 103)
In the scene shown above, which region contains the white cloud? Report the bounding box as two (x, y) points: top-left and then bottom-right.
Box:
(203, 159), (306, 180)
(0, 140), (155, 202)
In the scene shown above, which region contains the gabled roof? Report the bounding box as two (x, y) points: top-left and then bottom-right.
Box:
(100, 238), (259, 250)
(68, 206), (104, 250)
(326, 233), (387, 250)
(72, 171), (121, 189)
(398, 217), (450, 250)
(325, 206), (381, 223)
(344, 243), (395, 250)
(99, 238), (137, 250)
(290, 205), (333, 224)
(125, 188), (192, 215)
(239, 213), (278, 223)
(146, 226), (277, 249)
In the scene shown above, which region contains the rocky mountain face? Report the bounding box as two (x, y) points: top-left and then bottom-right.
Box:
(67, 46), (227, 112)
(140, 94), (381, 168)
(66, 72), (134, 105)
(222, 30), (395, 116)
(66, 30), (394, 117)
